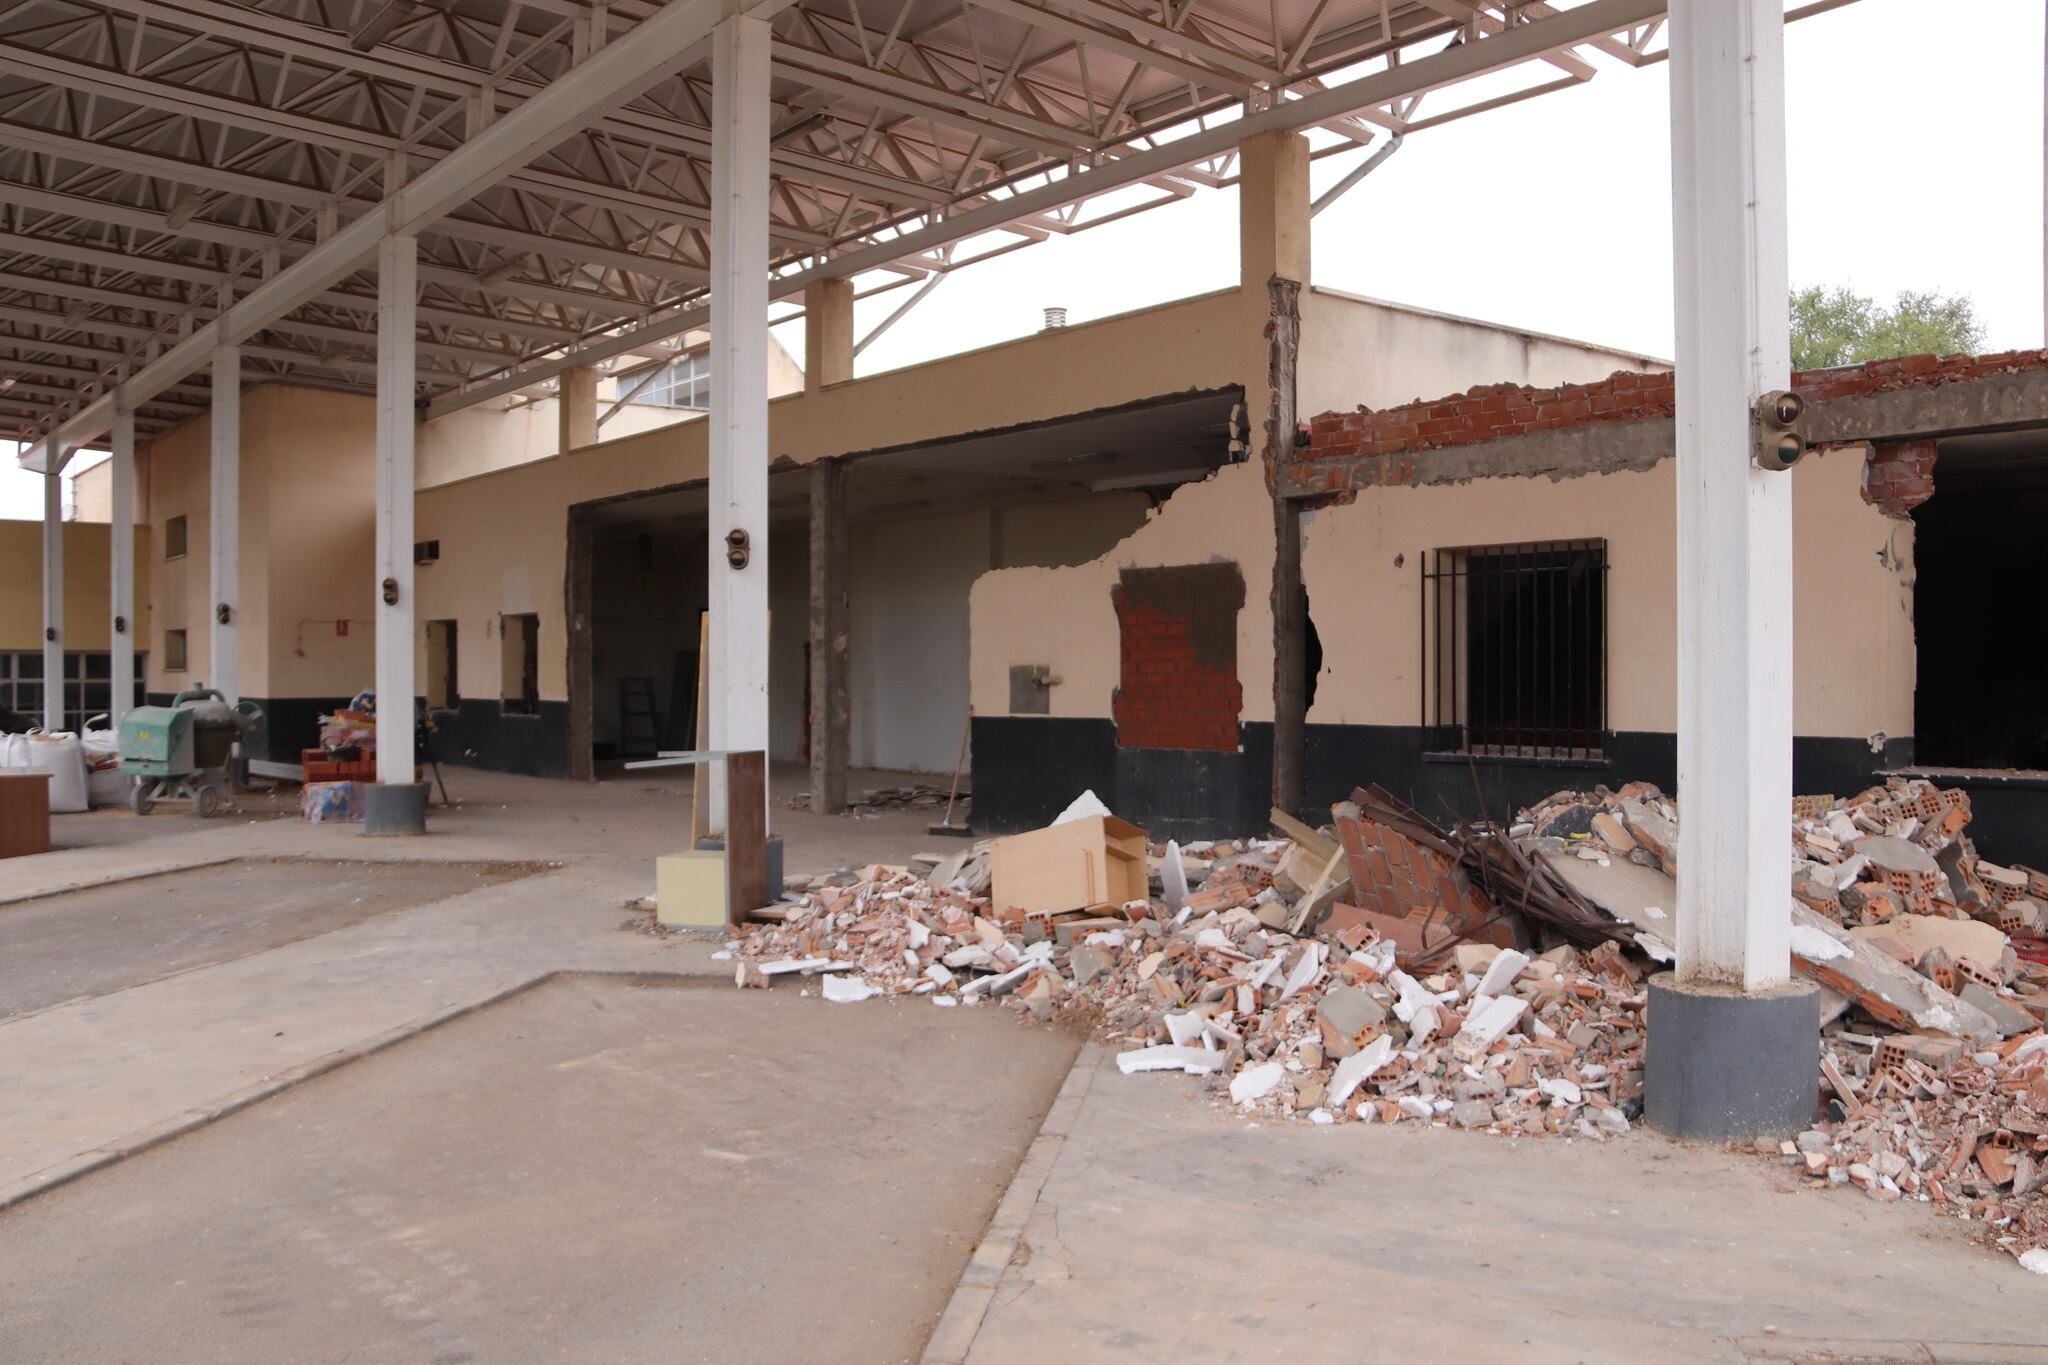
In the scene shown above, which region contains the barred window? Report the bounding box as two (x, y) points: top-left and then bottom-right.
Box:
(1422, 540), (1607, 760)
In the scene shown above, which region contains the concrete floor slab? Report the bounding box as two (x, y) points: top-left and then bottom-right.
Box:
(0, 858), (536, 1019)
(0, 977), (1079, 1364)
(958, 1051), (2048, 1363)
(0, 765), (961, 1208)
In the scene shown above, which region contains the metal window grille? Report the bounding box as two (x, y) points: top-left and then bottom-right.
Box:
(1420, 539), (1607, 760)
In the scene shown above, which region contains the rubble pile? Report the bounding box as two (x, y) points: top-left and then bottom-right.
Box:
(723, 775), (2048, 1267)
(734, 833), (1650, 1139)
(1514, 776), (2048, 1262)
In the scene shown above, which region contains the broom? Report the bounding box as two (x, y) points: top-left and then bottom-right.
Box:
(927, 713), (973, 837)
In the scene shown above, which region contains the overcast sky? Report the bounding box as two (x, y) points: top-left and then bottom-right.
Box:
(5, 0), (2041, 519)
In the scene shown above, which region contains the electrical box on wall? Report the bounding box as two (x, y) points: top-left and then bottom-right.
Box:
(1009, 663), (1056, 715)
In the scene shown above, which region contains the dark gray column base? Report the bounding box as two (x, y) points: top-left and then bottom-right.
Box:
(362, 782), (429, 836)
(1645, 972), (1821, 1142)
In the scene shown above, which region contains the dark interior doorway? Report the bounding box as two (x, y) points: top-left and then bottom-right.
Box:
(587, 510), (708, 765)
(1914, 437), (2048, 770)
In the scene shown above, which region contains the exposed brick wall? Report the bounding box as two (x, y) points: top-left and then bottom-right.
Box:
(1112, 563), (1244, 751)
(1862, 440), (1938, 519)
(1334, 813), (1493, 935)
(1284, 348), (2048, 500)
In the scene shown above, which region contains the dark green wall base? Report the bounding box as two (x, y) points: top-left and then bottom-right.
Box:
(971, 718), (2048, 867)
(429, 699), (571, 778)
(155, 694), (572, 778)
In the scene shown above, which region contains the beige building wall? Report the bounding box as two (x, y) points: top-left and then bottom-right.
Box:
(415, 289), (1251, 709)
(970, 460), (1278, 724)
(139, 384), (377, 701)
(418, 333), (806, 489)
(969, 441), (1914, 744)
(1298, 288), (1666, 416)
(846, 493), (1151, 773)
(0, 520), (150, 654)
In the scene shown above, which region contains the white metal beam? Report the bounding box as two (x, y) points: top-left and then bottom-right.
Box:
(1669, 0), (1792, 991)
(20, 0), (792, 474)
(376, 235), (420, 789)
(41, 460), (64, 730)
(426, 0), (1668, 416)
(209, 344), (240, 703)
(110, 407), (136, 728)
(707, 10), (773, 820)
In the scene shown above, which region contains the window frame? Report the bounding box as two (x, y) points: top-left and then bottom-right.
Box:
(1420, 538), (1608, 765)
(164, 514), (188, 560)
(500, 613), (540, 718)
(635, 350), (711, 410)
(164, 628), (189, 673)
(426, 619), (460, 712)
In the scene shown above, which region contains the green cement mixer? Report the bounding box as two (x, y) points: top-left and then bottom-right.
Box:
(119, 687), (266, 817)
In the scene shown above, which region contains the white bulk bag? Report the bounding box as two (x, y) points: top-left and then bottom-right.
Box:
(79, 716), (127, 808)
(0, 728), (90, 813)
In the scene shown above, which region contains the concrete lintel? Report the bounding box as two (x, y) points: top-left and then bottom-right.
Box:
(1281, 365), (2048, 503)
(1808, 367), (2048, 445)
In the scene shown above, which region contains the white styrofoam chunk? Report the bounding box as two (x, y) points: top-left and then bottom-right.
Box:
(1229, 1061), (1285, 1104)
(821, 974), (880, 1003)
(1116, 1045), (1223, 1076)
(1475, 949), (1530, 998)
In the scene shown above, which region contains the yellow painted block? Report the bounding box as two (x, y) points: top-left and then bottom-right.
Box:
(656, 849), (727, 928)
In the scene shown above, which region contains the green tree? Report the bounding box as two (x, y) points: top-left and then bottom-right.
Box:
(1791, 284), (1984, 371)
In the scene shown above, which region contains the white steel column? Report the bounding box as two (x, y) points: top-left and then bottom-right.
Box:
(209, 345), (241, 702)
(375, 234), (419, 787)
(707, 11), (772, 806)
(109, 408), (136, 727)
(1669, 0), (1793, 991)
(41, 458), (63, 730)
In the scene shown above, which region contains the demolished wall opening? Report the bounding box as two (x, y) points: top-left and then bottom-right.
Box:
(1111, 562), (1245, 751)
(1914, 439), (2048, 770)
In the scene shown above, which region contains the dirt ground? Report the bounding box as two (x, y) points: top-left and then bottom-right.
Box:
(0, 976), (1078, 1365)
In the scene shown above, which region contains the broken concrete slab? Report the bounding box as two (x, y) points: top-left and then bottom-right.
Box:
(1789, 906), (2000, 1042)
(1847, 913), (2007, 973)
(1538, 850), (1678, 956)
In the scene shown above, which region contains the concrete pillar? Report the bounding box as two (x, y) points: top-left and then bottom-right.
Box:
(41, 460), (63, 730)
(109, 408), (135, 727)
(1645, 0), (1819, 1142)
(558, 364), (599, 453)
(808, 457), (850, 813)
(707, 9), (772, 823)
(803, 278), (855, 392)
(1241, 129), (1312, 816)
(209, 345), (240, 702)
(1238, 129), (1311, 289)
(373, 233), (421, 800)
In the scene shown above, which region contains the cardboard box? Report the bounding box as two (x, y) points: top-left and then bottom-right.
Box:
(991, 814), (1147, 915)
(657, 849), (728, 928)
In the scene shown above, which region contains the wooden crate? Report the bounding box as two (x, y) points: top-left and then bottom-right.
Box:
(0, 771), (53, 859)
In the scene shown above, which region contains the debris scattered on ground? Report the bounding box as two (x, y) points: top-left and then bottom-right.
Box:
(780, 783), (964, 816)
(725, 776), (2048, 1268)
